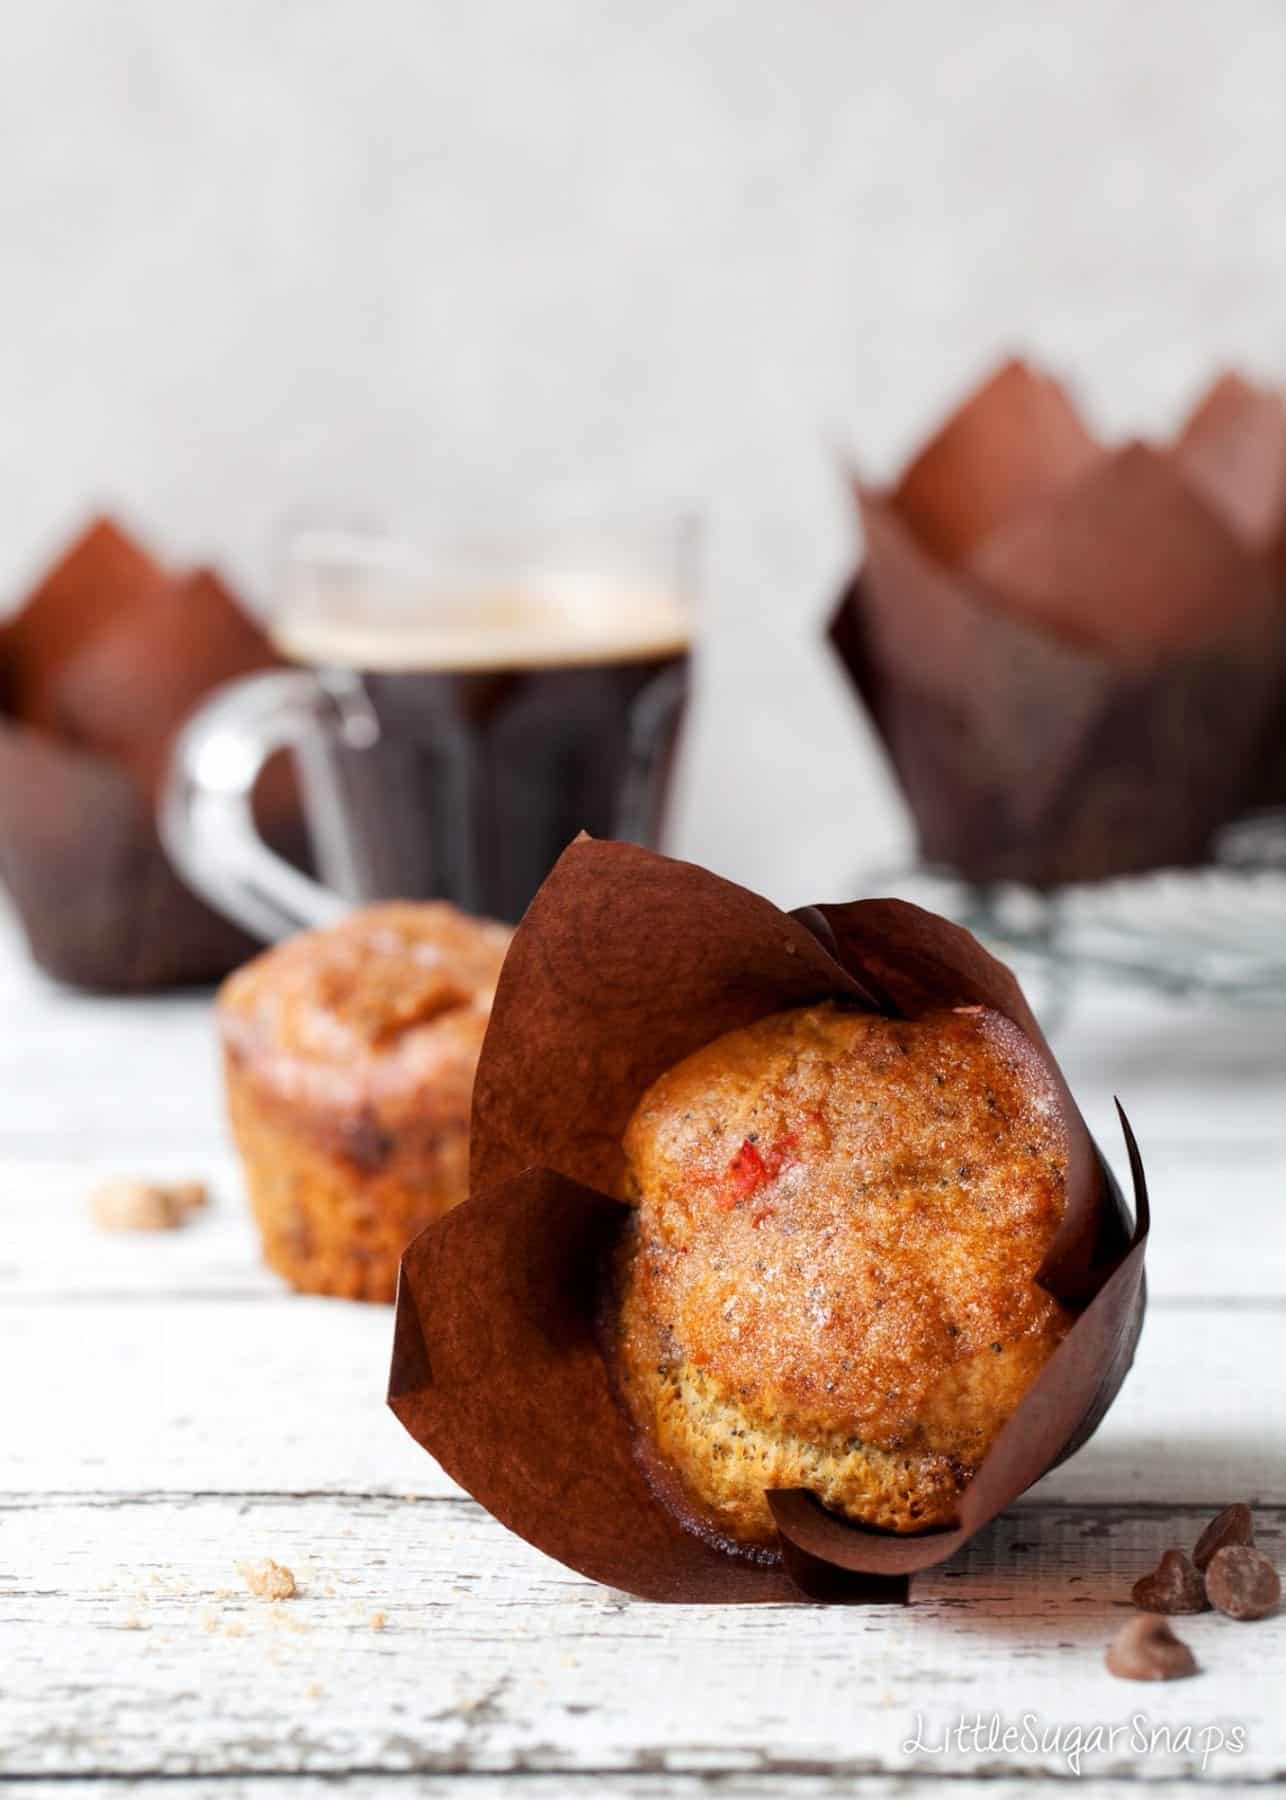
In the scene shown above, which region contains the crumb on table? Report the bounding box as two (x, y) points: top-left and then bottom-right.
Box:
(90, 1178), (210, 1233)
(238, 1559), (297, 1601)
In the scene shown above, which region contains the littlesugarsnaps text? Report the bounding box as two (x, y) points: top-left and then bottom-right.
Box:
(903, 1711), (1246, 1776)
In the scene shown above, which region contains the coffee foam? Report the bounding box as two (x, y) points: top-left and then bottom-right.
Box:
(273, 582), (691, 673)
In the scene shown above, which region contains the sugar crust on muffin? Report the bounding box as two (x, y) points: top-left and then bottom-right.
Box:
(613, 1001), (1072, 1547)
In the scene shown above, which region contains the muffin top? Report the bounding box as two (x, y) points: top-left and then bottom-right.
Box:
(218, 901), (511, 1122)
(619, 1001), (1071, 1471)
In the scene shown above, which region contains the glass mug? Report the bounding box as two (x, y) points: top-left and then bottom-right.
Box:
(162, 522), (695, 939)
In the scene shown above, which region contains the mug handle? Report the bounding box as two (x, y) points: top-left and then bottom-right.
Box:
(161, 668), (373, 942)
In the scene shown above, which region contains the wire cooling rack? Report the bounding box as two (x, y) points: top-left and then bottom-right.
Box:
(860, 811), (1286, 1004)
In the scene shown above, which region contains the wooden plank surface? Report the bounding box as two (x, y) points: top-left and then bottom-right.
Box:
(11, 1785), (1264, 1800)
(2, 902), (1283, 1790)
(4, 1495), (1281, 1780)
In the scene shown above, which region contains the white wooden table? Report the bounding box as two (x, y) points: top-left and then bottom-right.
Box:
(2, 899), (1283, 1797)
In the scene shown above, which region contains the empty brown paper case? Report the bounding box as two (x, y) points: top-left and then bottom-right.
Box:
(0, 516), (301, 990)
(889, 359), (1102, 568)
(829, 359), (1286, 885)
(0, 517), (166, 729)
(389, 838), (1148, 1605)
(1175, 371), (1286, 573)
(1173, 370), (1286, 809)
(0, 719), (258, 990)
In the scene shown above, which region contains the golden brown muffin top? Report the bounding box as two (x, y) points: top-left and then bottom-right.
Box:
(620, 1001), (1070, 1470)
(218, 901), (511, 1123)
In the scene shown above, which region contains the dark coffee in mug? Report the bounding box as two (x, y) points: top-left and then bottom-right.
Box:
(271, 589), (691, 923)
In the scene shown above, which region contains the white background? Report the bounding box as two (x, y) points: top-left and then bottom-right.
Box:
(5, 0), (1286, 903)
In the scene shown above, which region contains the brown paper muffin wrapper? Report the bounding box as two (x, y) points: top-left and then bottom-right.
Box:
(829, 360), (1286, 886)
(0, 517), (301, 990)
(389, 838), (1148, 1604)
(1174, 371), (1286, 809)
(0, 718), (262, 991)
(1176, 371), (1286, 574)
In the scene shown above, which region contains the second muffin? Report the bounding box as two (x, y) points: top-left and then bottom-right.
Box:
(218, 901), (511, 1301)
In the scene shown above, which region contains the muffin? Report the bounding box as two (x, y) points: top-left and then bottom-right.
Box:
(613, 1000), (1072, 1550)
(219, 901), (511, 1300)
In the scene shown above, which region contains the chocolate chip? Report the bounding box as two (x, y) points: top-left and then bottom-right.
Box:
(1131, 1549), (1208, 1614)
(1205, 1546), (1280, 1621)
(342, 1109), (394, 1172)
(89, 1177), (209, 1232)
(1192, 1502), (1254, 1571)
(1106, 1613), (1199, 1681)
